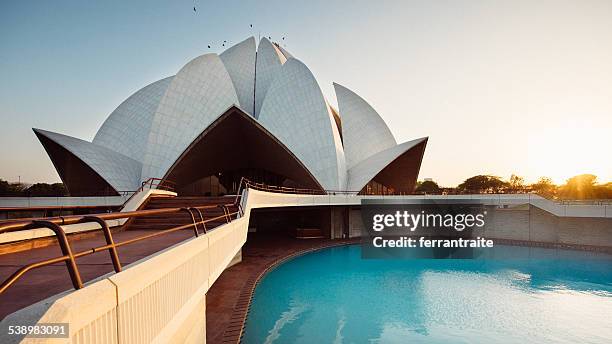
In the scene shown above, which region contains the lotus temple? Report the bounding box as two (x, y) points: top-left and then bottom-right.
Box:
(2, 36), (611, 344)
(33, 36), (427, 197)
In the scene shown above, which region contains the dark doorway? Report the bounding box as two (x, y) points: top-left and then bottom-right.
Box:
(164, 107), (323, 195)
(248, 207), (332, 238)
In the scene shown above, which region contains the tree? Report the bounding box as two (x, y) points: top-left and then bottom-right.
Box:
(25, 183), (67, 197)
(0, 179), (27, 196)
(594, 182), (612, 199)
(557, 174), (597, 199)
(0, 179), (10, 195)
(508, 174), (526, 193)
(0, 179), (66, 197)
(457, 175), (507, 194)
(530, 177), (556, 198)
(415, 180), (440, 194)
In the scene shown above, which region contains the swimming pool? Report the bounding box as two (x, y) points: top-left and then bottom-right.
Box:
(242, 245), (612, 343)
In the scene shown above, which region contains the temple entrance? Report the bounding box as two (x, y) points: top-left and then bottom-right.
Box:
(164, 106), (323, 196)
(176, 168), (300, 196)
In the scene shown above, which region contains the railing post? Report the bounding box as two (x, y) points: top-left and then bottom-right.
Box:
(29, 220), (83, 290)
(181, 207), (199, 237)
(190, 207), (207, 234)
(78, 216), (122, 273)
(218, 204), (231, 223)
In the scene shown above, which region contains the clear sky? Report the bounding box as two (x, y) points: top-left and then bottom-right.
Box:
(1, 0), (611, 187)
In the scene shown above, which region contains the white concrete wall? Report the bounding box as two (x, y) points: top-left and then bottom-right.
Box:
(0, 215), (249, 344)
(339, 205), (612, 247)
(242, 190), (612, 218)
(242, 190), (611, 245)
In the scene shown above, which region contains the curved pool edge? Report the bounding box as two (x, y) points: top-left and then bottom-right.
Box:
(222, 237), (611, 343)
(221, 238), (358, 343)
(241, 243), (612, 344)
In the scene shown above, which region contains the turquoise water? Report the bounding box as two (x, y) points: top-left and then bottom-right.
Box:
(242, 245), (612, 344)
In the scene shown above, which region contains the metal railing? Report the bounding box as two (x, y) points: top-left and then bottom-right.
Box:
(119, 177), (177, 209)
(0, 177), (355, 297)
(234, 177), (324, 196)
(0, 205), (120, 224)
(140, 177), (176, 192)
(0, 202), (237, 295)
(233, 177), (365, 199)
(556, 199), (612, 206)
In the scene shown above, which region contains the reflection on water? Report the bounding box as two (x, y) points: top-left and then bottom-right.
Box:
(243, 245), (612, 344)
(263, 301), (307, 344)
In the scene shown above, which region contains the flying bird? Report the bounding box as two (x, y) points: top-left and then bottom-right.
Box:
(250, 24), (253, 28)
(207, 45), (211, 48)
(193, 6), (196, 12)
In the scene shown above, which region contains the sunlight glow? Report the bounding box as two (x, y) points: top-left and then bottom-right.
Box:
(527, 120), (611, 185)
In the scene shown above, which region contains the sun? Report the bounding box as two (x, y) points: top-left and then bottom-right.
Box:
(526, 120), (611, 185)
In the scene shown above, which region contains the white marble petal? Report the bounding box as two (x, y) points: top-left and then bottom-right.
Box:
(141, 53), (239, 180)
(93, 77), (173, 162)
(334, 83), (397, 169)
(254, 37), (287, 118)
(220, 37), (256, 115)
(347, 137), (427, 191)
(276, 45), (293, 59)
(34, 129), (142, 192)
(35, 36), (428, 196)
(259, 58), (346, 190)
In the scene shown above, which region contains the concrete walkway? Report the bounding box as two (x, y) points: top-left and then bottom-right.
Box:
(0, 228), (194, 319)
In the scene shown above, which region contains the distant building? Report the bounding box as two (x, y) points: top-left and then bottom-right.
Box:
(34, 37), (427, 196)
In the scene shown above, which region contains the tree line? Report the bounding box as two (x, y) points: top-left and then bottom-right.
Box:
(415, 174), (612, 200)
(0, 179), (67, 197)
(2, 174), (611, 199)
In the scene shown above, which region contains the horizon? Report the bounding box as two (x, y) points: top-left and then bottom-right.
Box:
(2, 172), (609, 190)
(1, 0), (611, 186)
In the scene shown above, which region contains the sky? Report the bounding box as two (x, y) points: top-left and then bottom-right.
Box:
(1, 0), (611, 187)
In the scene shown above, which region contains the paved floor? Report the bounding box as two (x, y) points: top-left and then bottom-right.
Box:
(206, 233), (356, 344)
(0, 228), (194, 319)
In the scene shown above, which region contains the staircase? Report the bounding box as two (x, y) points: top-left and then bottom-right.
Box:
(127, 196), (240, 232)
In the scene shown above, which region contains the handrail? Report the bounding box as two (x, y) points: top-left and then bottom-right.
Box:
(1, 178), (358, 297)
(0, 205), (120, 224)
(1, 207), (185, 232)
(0, 202), (237, 295)
(0, 205), (119, 212)
(233, 177), (363, 203)
(120, 177), (177, 209)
